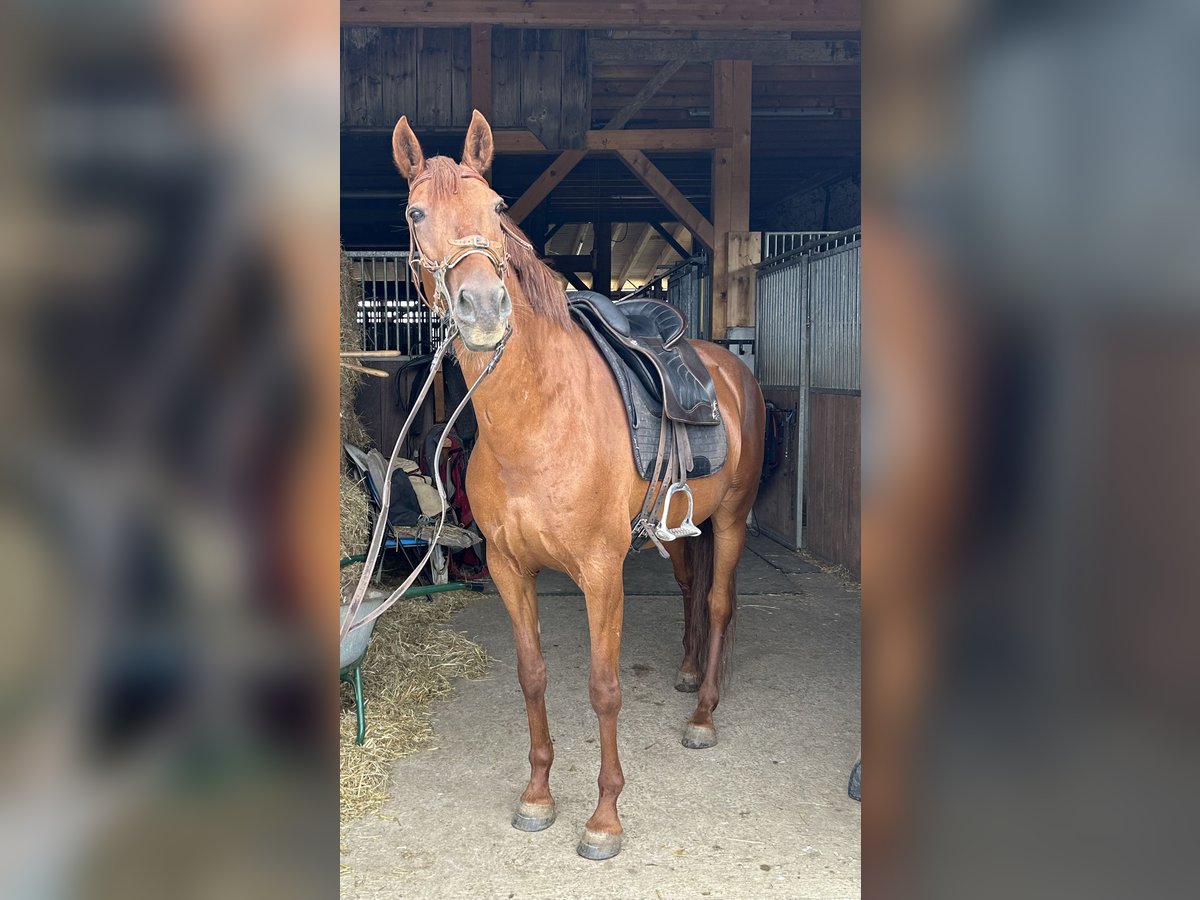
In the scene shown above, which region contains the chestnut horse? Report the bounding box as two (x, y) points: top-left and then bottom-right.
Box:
(390, 111), (765, 860)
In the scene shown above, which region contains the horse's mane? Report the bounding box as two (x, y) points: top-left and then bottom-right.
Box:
(499, 215), (570, 328)
(412, 157), (570, 328)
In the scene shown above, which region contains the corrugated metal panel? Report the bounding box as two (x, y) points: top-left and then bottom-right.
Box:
(754, 255), (807, 389)
(808, 242), (861, 391)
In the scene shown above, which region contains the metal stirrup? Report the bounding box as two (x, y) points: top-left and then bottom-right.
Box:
(654, 482), (702, 542)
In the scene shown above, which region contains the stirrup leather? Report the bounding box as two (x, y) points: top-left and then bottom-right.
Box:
(653, 483), (702, 542)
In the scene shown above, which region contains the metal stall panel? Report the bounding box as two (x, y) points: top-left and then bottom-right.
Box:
(664, 257), (709, 340)
(803, 237), (861, 573)
(754, 253), (809, 547)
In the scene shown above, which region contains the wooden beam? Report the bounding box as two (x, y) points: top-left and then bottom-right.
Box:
(593, 221), (612, 297)
(508, 149), (587, 223)
(650, 221), (690, 261)
(341, 3), (862, 30)
(492, 129), (547, 151)
(617, 150), (714, 252)
(470, 25), (492, 118)
(586, 128), (732, 151)
(647, 226), (691, 280)
(505, 58), (695, 221)
(710, 59), (753, 339)
(543, 254), (594, 273)
(589, 38), (860, 65)
(602, 58), (686, 130)
(563, 271), (590, 292)
(618, 224), (657, 287)
(544, 221), (565, 244)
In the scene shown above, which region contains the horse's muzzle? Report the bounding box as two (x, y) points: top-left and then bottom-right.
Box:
(454, 279), (511, 350)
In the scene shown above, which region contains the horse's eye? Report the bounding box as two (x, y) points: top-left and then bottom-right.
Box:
(494, 201), (507, 214)
(408, 207), (425, 222)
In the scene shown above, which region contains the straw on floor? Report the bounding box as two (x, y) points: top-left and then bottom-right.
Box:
(340, 589), (490, 826)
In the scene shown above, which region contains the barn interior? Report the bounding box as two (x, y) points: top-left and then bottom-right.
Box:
(340, 2), (861, 570)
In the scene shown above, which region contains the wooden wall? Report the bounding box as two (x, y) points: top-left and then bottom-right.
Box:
(806, 390), (860, 575)
(342, 26), (590, 150)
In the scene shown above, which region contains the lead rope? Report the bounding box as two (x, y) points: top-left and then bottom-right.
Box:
(340, 323), (510, 640)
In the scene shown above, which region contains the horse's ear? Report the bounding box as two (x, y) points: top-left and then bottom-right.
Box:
(392, 116), (425, 182)
(461, 109), (494, 178)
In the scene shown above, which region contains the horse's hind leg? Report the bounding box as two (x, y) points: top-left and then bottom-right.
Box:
(490, 555), (556, 832)
(664, 540), (701, 692)
(683, 507), (747, 749)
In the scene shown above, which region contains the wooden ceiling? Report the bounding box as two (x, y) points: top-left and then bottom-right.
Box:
(341, 14), (861, 285)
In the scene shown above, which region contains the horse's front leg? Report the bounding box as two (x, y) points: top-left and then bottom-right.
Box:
(575, 557), (627, 860)
(490, 555), (556, 831)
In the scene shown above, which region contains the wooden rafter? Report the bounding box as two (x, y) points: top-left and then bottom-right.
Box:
(647, 225), (691, 281)
(508, 58), (690, 223)
(616, 150), (714, 252)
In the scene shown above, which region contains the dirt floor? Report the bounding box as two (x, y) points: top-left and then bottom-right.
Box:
(341, 533), (861, 899)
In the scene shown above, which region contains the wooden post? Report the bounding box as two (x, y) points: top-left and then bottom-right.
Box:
(470, 25), (492, 118)
(710, 59), (752, 339)
(593, 220), (612, 297)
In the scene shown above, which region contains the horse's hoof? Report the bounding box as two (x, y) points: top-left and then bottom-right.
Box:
(674, 669), (700, 692)
(576, 828), (623, 860)
(512, 801), (556, 832)
(682, 722), (718, 749)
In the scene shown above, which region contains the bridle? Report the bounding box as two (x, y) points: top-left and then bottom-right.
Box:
(406, 164), (525, 315)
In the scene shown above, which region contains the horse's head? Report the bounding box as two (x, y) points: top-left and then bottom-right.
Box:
(392, 111), (512, 351)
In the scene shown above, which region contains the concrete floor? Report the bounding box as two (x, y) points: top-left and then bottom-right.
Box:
(341, 534), (860, 899)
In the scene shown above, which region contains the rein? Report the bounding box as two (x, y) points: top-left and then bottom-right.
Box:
(340, 168), (530, 637)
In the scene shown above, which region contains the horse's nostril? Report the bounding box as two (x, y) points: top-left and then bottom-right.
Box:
(455, 289), (477, 321)
(497, 287), (512, 316)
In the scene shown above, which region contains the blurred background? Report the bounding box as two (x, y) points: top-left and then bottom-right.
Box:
(0, 1), (338, 897)
(865, 0), (1200, 897)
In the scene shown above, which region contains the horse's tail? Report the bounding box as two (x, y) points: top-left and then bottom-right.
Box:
(684, 518), (735, 682)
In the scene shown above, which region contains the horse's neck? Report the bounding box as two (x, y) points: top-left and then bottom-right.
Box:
(457, 283), (577, 447)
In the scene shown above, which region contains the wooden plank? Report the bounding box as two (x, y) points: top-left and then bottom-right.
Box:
(470, 25), (492, 118)
(601, 58), (686, 130)
(492, 129), (547, 152)
(450, 27), (471, 125)
(559, 30), (590, 149)
(343, 27), (383, 126)
(710, 59), (735, 338)
(491, 26), (521, 127)
(730, 59), (752, 232)
(521, 49), (562, 149)
(616, 149), (715, 252)
(380, 28), (417, 122)
(586, 128), (732, 151)
(417, 28), (453, 126)
(341, 2), (863, 31)
(508, 149), (588, 223)
(726, 230), (760, 328)
(589, 38), (860, 65)
(806, 391), (861, 574)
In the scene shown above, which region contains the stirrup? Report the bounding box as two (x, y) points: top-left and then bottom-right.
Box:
(654, 483), (703, 542)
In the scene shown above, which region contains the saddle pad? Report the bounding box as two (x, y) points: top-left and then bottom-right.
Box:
(576, 314), (728, 480)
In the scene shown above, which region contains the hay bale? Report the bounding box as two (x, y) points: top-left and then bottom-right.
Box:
(339, 590), (489, 826)
(340, 471), (372, 594)
(340, 248), (371, 449)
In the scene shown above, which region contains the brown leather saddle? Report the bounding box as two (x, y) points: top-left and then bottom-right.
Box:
(567, 291), (719, 426)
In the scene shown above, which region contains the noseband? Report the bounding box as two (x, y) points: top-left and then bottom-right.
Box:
(406, 165), (519, 314)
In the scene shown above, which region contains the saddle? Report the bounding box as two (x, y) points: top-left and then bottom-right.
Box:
(568, 291), (723, 552)
(567, 292), (718, 426)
